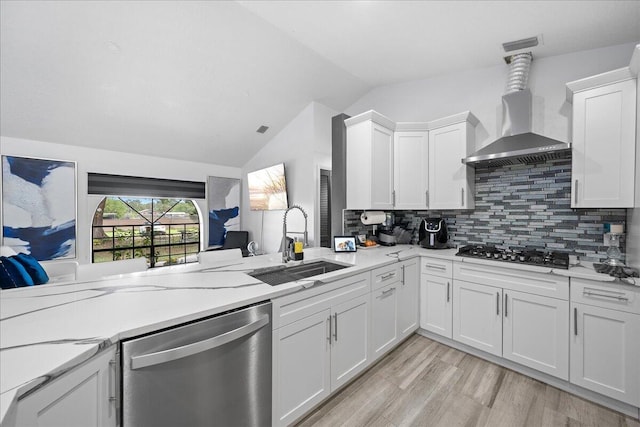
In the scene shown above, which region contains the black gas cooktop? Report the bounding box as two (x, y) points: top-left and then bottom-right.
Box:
(456, 245), (570, 269)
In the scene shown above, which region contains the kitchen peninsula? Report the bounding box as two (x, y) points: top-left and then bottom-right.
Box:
(2, 245), (637, 426)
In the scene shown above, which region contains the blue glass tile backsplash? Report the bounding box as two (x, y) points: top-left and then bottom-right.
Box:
(343, 159), (627, 263)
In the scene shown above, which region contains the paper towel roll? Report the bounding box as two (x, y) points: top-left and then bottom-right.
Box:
(360, 211), (386, 225)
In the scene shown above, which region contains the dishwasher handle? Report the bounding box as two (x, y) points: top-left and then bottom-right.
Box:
(130, 314), (270, 370)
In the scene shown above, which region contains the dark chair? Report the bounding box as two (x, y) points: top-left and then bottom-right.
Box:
(221, 231), (249, 257)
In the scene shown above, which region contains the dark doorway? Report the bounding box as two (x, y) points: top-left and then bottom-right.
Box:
(320, 169), (332, 248)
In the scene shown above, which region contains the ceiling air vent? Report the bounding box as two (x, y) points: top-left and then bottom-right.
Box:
(503, 36), (539, 53)
(503, 36), (540, 63)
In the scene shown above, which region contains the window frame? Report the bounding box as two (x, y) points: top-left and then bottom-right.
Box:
(91, 197), (201, 268)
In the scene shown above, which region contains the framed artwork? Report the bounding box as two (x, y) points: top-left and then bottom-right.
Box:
(207, 176), (241, 248)
(2, 155), (77, 260)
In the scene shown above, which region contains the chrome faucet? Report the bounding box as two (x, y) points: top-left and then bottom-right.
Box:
(281, 205), (308, 263)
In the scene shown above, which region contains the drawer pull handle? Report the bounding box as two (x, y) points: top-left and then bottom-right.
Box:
(496, 292), (500, 316)
(381, 272), (396, 280)
(333, 313), (338, 341)
(574, 307), (578, 336)
(583, 291), (629, 302)
(425, 264), (446, 271)
(381, 287), (396, 297)
(446, 282), (450, 302)
(574, 180), (579, 204)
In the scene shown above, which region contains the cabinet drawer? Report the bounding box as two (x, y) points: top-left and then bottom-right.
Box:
(421, 258), (453, 278)
(571, 278), (640, 315)
(371, 264), (401, 290)
(272, 272), (370, 329)
(453, 262), (569, 300)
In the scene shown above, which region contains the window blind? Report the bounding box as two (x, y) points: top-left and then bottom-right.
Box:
(88, 173), (205, 199)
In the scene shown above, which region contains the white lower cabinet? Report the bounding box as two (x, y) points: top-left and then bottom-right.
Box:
(272, 273), (371, 426)
(420, 257), (453, 338)
(451, 263), (570, 380)
(330, 294), (370, 390)
(273, 309), (332, 426)
(397, 258), (419, 339)
(369, 260), (418, 362)
(452, 280), (503, 356)
(570, 278), (640, 406)
(420, 275), (452, 338)
(14, 346), (117, 427)
(371, 282), (399, 360)
(503, 289), (569, 380)
(273, 260), (421, 426)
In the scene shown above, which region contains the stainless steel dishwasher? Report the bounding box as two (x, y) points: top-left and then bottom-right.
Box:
(121, 301), (272, 427)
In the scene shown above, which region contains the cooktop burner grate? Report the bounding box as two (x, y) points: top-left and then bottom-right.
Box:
(456, 245), (569, 269)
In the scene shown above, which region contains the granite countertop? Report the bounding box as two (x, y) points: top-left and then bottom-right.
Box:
(1, 244), (634, 424)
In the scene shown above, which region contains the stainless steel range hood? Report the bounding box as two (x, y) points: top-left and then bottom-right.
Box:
(463, 53), (571, 167)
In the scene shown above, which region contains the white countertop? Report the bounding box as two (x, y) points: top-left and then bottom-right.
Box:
(0, 246), (409, 423)
(0, 244), (634, 424)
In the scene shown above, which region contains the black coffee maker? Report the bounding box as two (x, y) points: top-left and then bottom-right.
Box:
(419, 218), (449, 249)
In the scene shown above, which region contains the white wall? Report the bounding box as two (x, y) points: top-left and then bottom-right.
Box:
(345, 42), (637, 151)
(241, 101), (336, 254)
(0, 136), (240, 265)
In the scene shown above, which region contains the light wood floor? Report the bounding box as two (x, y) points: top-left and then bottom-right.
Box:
(296, 334), (640, 427)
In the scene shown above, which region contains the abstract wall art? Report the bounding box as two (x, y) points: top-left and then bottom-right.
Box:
(2, 156), (76, 260)
(207, 176), (240, 247)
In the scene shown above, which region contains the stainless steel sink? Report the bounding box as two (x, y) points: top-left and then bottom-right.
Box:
(248, 260), (350, 286)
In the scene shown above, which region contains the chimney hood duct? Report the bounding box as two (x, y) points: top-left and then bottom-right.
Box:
(463, 52), (571, 167)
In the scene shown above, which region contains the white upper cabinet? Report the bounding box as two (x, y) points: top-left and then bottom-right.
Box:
(427, 112), (478, 210)
(345, 111), (395, 210)
(394, 125), (429, 210)
(567, 68), (637, 208)
(346, 110), (477, 210)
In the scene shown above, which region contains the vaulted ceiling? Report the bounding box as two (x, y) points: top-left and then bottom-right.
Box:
(1, 1), (639, 167)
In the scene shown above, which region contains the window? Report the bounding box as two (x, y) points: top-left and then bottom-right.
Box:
(92, 197), (200, 267)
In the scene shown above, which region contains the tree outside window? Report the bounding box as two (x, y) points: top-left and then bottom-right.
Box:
(92, 197), (200, 267)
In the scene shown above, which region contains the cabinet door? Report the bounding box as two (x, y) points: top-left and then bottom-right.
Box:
(394, 131), (428, 209)
(15, 347), (116, 427)
(370, 282), (399, 361)
(420, 274), (452, 339)
(273, 309), (331, 427)
(370, 123), (395, 209)
(453, 280), (502, 356)
(346, 119), (394, 210)
(570, 303), (640, 406)
(503, 290), (569, 380)
(428, 122), (474, 210)
(571, 78), (636, 208)
(330, 294), (370, 390)
(398, 259), (419, 338)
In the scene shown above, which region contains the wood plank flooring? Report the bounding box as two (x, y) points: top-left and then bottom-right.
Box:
(296, 334), (640, 427)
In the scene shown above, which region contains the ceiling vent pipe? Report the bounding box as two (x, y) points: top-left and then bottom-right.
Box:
(505, 52), (532, 93)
